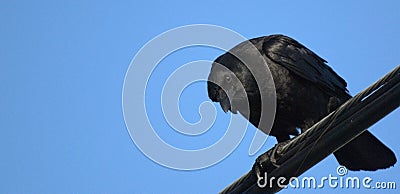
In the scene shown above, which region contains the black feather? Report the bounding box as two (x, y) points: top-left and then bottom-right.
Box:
(207, 34), (396, 171)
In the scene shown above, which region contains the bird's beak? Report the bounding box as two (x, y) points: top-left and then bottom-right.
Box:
(220, 95), (231, 113)
(217, 89), (231, 113)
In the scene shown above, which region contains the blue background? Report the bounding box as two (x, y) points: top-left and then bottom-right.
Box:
(2, 0), (399, 193)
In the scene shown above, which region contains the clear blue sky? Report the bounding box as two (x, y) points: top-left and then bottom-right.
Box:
(1, 0), (399, 193)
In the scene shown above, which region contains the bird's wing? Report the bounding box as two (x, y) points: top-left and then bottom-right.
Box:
(261, 35), (349, 96)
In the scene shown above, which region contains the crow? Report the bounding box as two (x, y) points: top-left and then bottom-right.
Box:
(207, 34), (396, 171)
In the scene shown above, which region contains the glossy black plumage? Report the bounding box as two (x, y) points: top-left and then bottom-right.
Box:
(207, 34), (396, 171)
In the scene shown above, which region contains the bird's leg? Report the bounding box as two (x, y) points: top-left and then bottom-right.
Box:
(252, 140), (291, 182)
(276, 135), (290, 142)
(301, 119), (316, 133)
(327, 96), (341, 113)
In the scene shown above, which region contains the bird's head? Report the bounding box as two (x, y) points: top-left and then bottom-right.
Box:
(207, 53), (258, 115)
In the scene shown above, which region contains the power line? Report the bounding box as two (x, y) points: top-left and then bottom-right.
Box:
(221, 65), (400, 193)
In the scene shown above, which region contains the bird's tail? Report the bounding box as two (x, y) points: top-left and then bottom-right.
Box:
(328, 95), (396, 171)
(333, 131), (396, 171)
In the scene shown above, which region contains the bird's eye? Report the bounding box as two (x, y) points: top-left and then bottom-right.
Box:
(225, 75), (232, 82)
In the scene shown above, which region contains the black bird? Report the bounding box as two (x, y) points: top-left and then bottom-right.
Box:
(207, 34), (396, 171)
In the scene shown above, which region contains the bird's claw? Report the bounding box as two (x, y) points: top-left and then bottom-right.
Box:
(252, 140), (290, 178)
